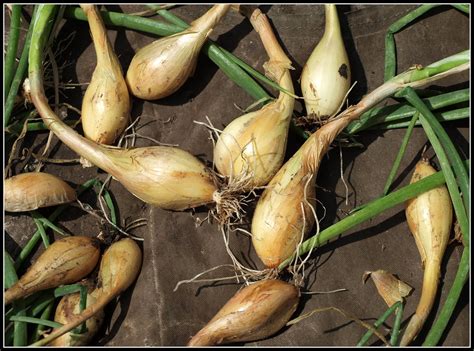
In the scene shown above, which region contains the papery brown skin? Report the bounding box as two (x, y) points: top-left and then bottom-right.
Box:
(126, 4), (230, 100)
(50, 283), (105, 346)
(81, 4), (131, 145)
(4, 172), (77, 212)
(32, 238), (143, 346)
(365, 270), (413, 307)
(4, 236), (100, 305)
(188, 279), (299, 346)
(400, 159), (452, 346)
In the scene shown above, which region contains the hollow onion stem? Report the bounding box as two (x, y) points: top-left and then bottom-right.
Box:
(346, 88), (469, 134)
(357, 301), (402, 346)
(366, 107), (468, 131)
(9, 316), (63, 329)
(382, 112), (419, 195)
(5, 5), (22, 98)
(5, 6), (38, 127)
(31, 301), (55, 343)
(384, 5), (440, 81)
(390, 303), (405, 346)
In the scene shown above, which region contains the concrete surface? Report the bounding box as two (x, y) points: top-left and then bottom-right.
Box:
(4, 4), (470, 347)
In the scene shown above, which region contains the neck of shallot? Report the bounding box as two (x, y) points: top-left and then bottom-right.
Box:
(189, 4), (231, 34)
(250, 8), (295, 110)
(29, 73), (117, 172)
(324, 4), (342, 38)
(80, 5), (115, 68)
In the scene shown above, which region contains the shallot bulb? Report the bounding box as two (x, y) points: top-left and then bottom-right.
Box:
(213, 8), (295, 191)
(50, 281), (105, 346)
(126, 4), (230, 100)
(4, 172), (76, 212)
(400, 159), (452, 346)
(4, 236), (101, 305)
(80, 4), (131, 144)
(188, 279), (299, 346)
(32, 238), (142, 346)
(300, 4), (351, 120)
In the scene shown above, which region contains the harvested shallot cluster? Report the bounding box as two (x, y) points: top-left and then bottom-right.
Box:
(4, 3), (469, 347)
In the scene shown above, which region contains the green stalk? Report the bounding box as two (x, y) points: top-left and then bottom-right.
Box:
(5, 6), (38, 127)
(5, 5), (22, 98)
(13, 300), (28, 346)
(423, 247), (469, 345)
(277, 161), (468, 271)
(93, 180), (117, 225)
(451, 4), (470, 14)
(366, 107), (468, 131)
(4, 248), (27, 346)
(34, 213), (71, 236)
(384, 5), (440, 81)
(156, 8), (189, 28)
(346, 88), (469, 134)
(396, 87), (469, 243)
(382, 112), (419, 195)
(390, 303), (405, 346)
(4, 251), (18, 289)
(64, 6), (180, 36)
(29, 293), (56, 316)
(407, 50), (469, 82)
(30, 211), (50, 248)
(9, 316), (63, 329)
(54, 284), (85, 298)
(31, 301), (55, 343)
(357, 301), (402, 346)
(7, 119), (79, 137)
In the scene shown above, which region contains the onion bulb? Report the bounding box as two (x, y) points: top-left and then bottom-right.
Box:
(188, 279), (299, 346)
(126, 4), (230, 100)
(300, 4), (351, 120)
(32, 238), (142, 346)
(50, 281), (105, 346)
(4, 172), (76, 212)
(251, 104), (367, 268)
(213, 8), (295, 191)
(400, 159), (452, 346)
(4, 236), (101, 305)
(80, 4), (131, 145)
(29, 80), (219, 210)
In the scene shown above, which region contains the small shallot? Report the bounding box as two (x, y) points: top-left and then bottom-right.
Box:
(126, 4), (230, 100)
(400, 158), (453, 346)
(50, 281), (105, 346)
(32, 238), (142, 346)
(300, 4), (351, 120)
(213, 8), (295, 191)
(188, 279), (299, 346)
(4, 236), (101, 305)
(80, 4), (131, 145)
(4, 172), (76, 212)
